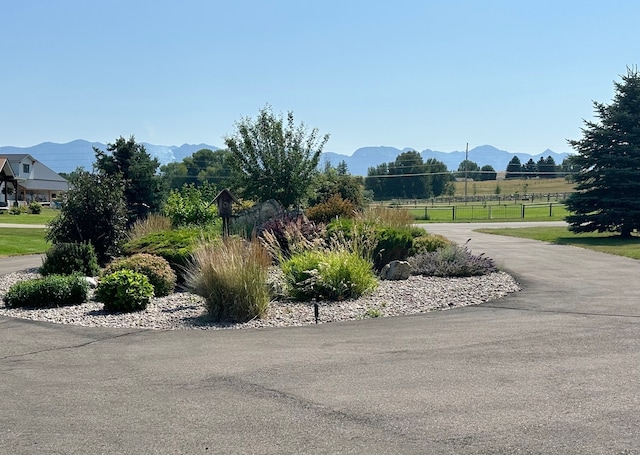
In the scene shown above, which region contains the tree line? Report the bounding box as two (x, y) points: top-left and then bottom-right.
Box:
(505, 155), (581, 179)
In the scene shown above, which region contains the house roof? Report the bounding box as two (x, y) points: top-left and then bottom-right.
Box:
(20, 179), (69, 191)
(0, 154), (68, 192)
(1, 154), (67, 183)
(0, 158), (16, 179)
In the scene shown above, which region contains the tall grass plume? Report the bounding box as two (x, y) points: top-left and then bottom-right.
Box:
(186, 237), (272, 322)
(127, 214), (172, 241)
(358, 206), (414, 229)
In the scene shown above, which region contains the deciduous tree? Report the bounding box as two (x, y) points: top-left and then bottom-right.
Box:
(479, 164), (497, 181)
(224, 106), (329, 208)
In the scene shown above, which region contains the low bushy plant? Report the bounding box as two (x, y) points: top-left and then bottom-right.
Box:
(121, 228), (210, 282)
(408, 242), (498, 277)
(103, 253), (176, 297)
(186, 237), (271, 322)
(375, 226), (414, 270)
(306, 194), (358, 223)
(3, 274), (89, 309)
(326, 218), (413, 270)
(164, 184), (219, 228)
(281, 249), (377, 301)
(409, 234), (453, 256)
(28, 202), (42, 214)
(96, 269), (154, 312)
(40, 243), (100, 277)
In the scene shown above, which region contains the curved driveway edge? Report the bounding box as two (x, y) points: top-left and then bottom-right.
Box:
(1, 222), (639, 454)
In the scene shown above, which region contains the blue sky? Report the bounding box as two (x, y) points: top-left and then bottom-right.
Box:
(2, 0), (638, 156)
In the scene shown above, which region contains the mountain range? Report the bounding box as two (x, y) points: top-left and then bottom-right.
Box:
(0, 140), (571, 176)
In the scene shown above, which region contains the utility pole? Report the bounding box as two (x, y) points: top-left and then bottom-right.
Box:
(464, 142), (468, 203)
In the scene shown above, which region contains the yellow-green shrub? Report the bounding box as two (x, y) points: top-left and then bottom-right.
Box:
(103, 253), (176, 297)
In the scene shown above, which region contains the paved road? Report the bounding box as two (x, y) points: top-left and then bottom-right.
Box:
(0, 254), (43, 275)
(1, 222), (638, 454)
(0, 223), (47, 229)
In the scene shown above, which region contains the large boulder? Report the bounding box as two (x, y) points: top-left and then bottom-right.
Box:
(231, 199), (284, 234)
(379, 260), (411, 281)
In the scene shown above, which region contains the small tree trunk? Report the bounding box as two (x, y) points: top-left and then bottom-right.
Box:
(620, 226), (633, 238)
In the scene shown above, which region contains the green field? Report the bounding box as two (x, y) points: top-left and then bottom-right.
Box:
(409, 203), (569, 222)
(0, 228), (49, 257)
(476, 226), (640, 259)
(0, 208), (58, 225)
(453, 177), (575, 196)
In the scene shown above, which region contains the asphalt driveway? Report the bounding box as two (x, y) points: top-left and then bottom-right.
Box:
(1, 222), (638, 454)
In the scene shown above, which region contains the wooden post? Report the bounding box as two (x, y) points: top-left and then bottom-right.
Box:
(212, 189), (239, 238)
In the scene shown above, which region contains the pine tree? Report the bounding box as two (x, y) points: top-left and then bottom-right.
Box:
(94, 136), (162, 222)
(505, 156), (522, 179)
(565, 67), (640, 238)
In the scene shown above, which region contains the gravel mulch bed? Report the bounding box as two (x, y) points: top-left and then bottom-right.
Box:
(0, 269), (520, 330)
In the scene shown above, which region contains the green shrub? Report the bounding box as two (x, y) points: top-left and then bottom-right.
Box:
(375, 226), (414, 270)
(121, 228), (211, 282)
(164, 184), (220, 228)
(409, 234), (453, 256)
(408, 242), (497, 277)
(9, 206), (23, 215)
(326, 218), (413, 270)
(28, 202), (42, 214)
(96, 270), (154, 312)
(306, 194), (358, 223)
(186, 237), (271, 322)
(103, 253), (177, 297)
(281, 250), (377, 301)
(46, 170), (128, 265)
(408, 226), (428, 238)
(3, 274), (89, 309)
(40, 243), (100, 277)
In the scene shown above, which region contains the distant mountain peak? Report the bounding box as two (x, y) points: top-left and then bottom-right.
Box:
(0, 139), (570, 176)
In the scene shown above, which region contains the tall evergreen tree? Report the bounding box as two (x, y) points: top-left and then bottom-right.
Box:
(524, 158), (538, 178)
(565, 67), (640, 238)
(505, 156), (522, 179)
(94, 136), (162, 222)
(538, 156), (557, 179)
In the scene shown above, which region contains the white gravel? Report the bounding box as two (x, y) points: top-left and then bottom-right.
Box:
(0, 269), (520, 330)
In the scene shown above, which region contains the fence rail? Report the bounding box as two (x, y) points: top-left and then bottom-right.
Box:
(373, 192), (573, 207)
(419, 203), (564, 221)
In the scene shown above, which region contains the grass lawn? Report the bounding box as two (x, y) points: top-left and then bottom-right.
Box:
(476, 226), (640, 260)
(0, 208), (58, 225)
(0, 228), (49, 256)
(410, 203), (569, 223)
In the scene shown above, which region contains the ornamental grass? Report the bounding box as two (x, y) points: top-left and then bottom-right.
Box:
(186, 236), (272, 322)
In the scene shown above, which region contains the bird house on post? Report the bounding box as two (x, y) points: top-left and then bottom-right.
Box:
(212, 188), (239, 237)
